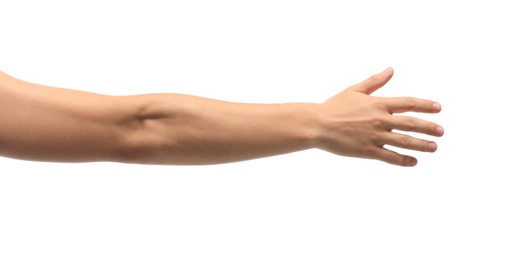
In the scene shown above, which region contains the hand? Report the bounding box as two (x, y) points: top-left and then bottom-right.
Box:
(314, 67), (444, 166)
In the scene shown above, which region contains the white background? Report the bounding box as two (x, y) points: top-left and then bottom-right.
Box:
(1, 0), (504, 259)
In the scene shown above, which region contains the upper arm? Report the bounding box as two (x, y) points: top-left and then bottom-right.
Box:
(0, 71), (134, 163)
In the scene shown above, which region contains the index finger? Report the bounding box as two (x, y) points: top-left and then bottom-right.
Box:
(385, 97), (442, 114)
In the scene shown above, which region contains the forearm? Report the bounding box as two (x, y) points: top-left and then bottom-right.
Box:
(120, 94), (320, 165)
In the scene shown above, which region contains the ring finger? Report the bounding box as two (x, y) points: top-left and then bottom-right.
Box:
(381, 131), (437, 153)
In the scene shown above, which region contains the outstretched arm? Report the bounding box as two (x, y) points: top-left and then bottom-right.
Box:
(0, 68), (443, 166)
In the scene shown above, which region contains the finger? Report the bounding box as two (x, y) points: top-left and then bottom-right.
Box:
(380, 131), (438, 153)
(386, 97), (442, 114)
(370, 147), (418, 167)
(349, 67), (394, 95)
(385, 115), (444, 137)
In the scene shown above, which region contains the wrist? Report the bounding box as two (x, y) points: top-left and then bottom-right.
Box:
(292, 102), (324, 151)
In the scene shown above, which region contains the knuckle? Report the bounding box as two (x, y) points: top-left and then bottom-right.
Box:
(385, 153), (401, 165)
(405, 117), (416, 130)
(371, 115), (386, 126)
(370, 132), (380, 142)
(369, 74), (381, 83)
(400, 135), (411, 147)
(404, 97), (416, 109)
(372, 98), (388, 110)
(362, 145), (376, 156)
(401, 156), (414, 166)
(425, 100), (434, 110)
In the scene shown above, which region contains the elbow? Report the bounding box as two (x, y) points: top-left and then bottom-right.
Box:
(116, 133), (174, 165)
(112, 95), (178, 165)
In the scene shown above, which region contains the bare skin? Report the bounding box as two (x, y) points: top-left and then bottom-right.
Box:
(0, 67), (443, 167)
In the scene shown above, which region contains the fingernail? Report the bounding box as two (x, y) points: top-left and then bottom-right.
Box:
(382, 67), (393, 75)
(436, 126), (444, 136)
(432, 103), (442, 111)
(429, 142), (437, 152)
(410, 158), (418, 166)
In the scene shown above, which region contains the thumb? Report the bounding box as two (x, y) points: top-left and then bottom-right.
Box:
(349, 67), (394, 95)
